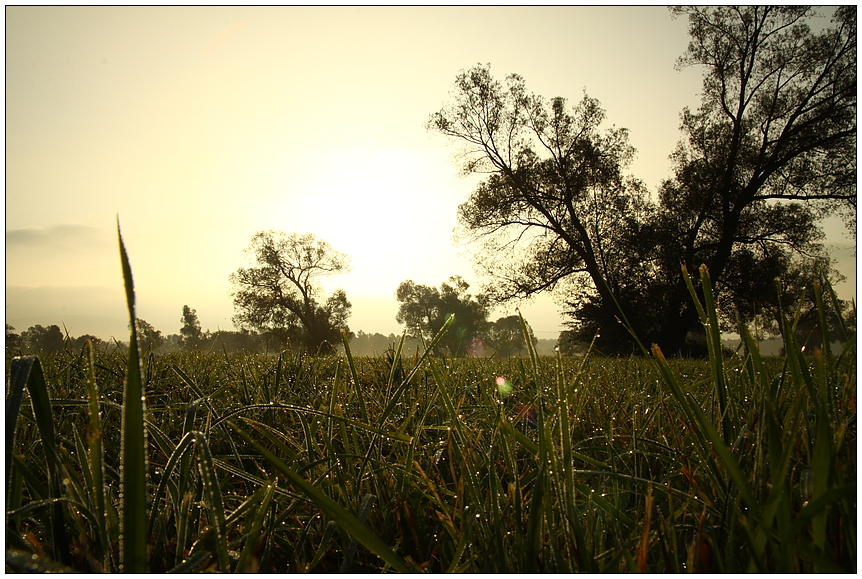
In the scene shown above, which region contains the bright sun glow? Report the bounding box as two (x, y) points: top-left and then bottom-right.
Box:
(259, 146), (467, 297)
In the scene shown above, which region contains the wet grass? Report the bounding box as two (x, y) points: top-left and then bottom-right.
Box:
(4, 231), (856, 573)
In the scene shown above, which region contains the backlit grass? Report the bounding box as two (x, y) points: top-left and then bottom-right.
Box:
(5, 229), (856, 572)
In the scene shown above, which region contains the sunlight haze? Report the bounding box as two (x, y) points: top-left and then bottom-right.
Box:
(6, 6), (855, 342)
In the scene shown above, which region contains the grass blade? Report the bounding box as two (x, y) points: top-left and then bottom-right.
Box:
(6, 357), (29, 503)
(683, 265), (733, 445)
(229, 420), (412, 573)
(6, 355), (71, 565)
(194, 432), (231, 572)
(341, 329), (369, 423)
(117, 221), (148, 572)
(236, 480), (278, 572)
(84, 340), (112, 571)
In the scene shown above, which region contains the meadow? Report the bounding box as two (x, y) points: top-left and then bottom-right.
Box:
(5, 238), (856, 573)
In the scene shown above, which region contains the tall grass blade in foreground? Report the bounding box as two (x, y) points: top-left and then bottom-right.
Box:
(646, 264), (857, 572)
(6, 356), (71, 566)
(85, 339), (112, 571)
(6, 223), (855, 573)
(682, 265), (734, 445)
(117, 220), (148, 572)
(229, 420), (412, 573)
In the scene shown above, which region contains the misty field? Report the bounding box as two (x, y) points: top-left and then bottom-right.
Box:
(6, 296), (856, 572)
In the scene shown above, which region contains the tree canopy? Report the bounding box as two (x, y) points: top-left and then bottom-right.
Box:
(19, 324), (64, 353)
(230, 231), (352, 354)
(488, 315), (538, 357)
(135, 319), (164, 352)
(395, 276), (490, 356)
(179, 305), (206, 351)
(431, 6), (855, 355)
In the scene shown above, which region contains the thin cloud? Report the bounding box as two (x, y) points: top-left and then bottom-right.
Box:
(6, 224), (108, 249)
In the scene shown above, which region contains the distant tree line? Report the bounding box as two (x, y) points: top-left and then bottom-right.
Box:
(6, 294), (565, 358)
(225, 230), (560, 357)
(5, 324), (101, 355)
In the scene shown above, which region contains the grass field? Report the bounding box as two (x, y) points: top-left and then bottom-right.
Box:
(5, 236), (857, 573)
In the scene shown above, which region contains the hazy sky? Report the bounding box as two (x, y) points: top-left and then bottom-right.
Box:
(6, 6), (856, 342)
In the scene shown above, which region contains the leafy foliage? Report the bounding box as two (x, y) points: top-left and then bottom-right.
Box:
(230, 231), (352, 354)
(19, 324), (64, 354)
(432, 7), (855, 355)
(179, 305), (206, 351)
(395, 276), (490, 356)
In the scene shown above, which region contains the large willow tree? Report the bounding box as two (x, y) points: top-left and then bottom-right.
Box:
(430, 65), (653, 352)
(431, 6), (855, 355)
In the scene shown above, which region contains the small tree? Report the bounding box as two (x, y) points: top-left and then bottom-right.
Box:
(396, 276), (490, 356)
(230, 231), (352, 354)
(135, 319), (163, 352)
(70, 334), (103, 351)
(21, 324), (64, 353)
(6, 324), (21, 355)
(179, 305), (206, 351)
(488, 315), (537, 357)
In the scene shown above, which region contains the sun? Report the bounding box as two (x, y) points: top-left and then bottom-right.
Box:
(259, 145), (469, 297)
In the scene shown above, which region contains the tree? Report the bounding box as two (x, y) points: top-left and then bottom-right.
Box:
(395, 276), (490, 356)
(135, 319), (163, 351)
(429, 64), (655, 354)
(21, 324), (64, 353)
(557, 330), (588, 356)
(432, 5), (855, 355)
(6, 324), (21, 355)
(70, 334), (103, 351)
(488, 315), (537, 357)
(179, 305), (206, 351)
(230, 231), (352, 354)
(647, 5), (857, 353)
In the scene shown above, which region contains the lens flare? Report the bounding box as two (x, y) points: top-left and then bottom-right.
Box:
(496, 376), (513, 397)
(467, 337), (486, 357)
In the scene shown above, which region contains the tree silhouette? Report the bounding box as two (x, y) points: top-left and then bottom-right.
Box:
(488, 315), (537, 357)
(429, 64), (652, 354)
(649, 5), (857, 353)
(135, 319), (163, 352)
(395, 276), (490, 356)
(20, 324), (64, 353)
(230, 231), (352, 354)
(6, 324), (21, 355)
(432, 6), (855, 355)
(179, 305), (205, 351)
